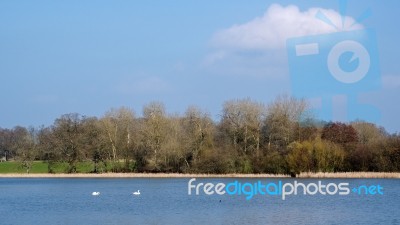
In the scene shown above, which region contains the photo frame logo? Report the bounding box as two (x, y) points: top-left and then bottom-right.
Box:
(286, 1), (381, 122)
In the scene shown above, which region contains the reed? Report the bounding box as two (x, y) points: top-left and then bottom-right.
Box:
(298, 172), (400, 179)
(0, 172), (399, 178)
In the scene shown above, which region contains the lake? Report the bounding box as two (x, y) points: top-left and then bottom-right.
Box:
(0, 178), (399, 225)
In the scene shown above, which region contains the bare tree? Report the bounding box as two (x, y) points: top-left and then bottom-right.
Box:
(101, 107), (136, 171)
(221, 98), (265, 155)
(52, 113), (85, 173)
(80, 117), (109, 173)
(351, 121), (386, 144)
(0, 127), (22, 161)
(141, 101), (167, 170)
(182, 106), (215, 167)
(37, 126), (59, 173)
(160, 115), (185, 172)
(18, 127), (38, 173)
(264, 95), (308, 150)
(5, 126), (38, 173)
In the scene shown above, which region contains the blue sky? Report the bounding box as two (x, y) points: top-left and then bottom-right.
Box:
(0, 0), (399, 133)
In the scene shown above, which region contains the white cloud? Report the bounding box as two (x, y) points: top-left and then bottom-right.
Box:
(203, 50), (227, 66)
(211, 4), (363, 50)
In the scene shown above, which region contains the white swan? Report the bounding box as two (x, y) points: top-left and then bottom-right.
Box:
(92, 191), (100, 196)
(133, 190), (140, 195)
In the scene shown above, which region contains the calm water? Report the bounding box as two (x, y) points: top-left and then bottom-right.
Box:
(0, 178), (399, 225)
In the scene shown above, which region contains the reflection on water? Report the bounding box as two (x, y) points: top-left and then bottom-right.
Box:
(0, 178), (399, 225)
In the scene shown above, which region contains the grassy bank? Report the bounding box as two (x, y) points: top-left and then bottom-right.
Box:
(0, 161), (95, 174)
(0, 173), (289, 178)
(1, 161), (399, 178)
(298, 172), (400, 178)
(0, 172), (399, 178)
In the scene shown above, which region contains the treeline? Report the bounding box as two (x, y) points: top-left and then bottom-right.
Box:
(0, 95), (399, 174)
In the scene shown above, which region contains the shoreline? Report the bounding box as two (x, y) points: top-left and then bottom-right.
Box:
(0, 173), (288, 178)
(0, 172), (399, 178)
